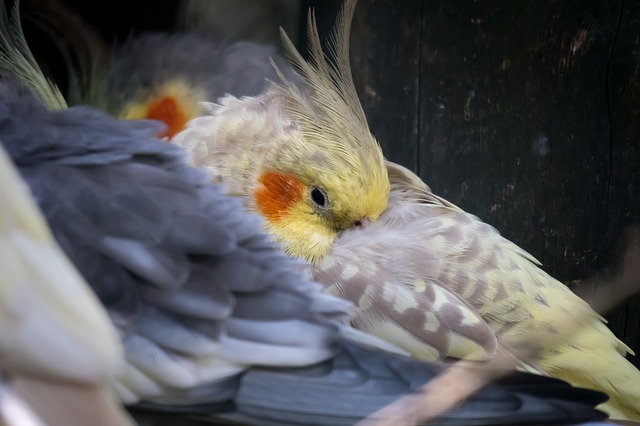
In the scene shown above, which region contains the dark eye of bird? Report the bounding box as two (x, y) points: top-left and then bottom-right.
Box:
(310, 187), (328, 208)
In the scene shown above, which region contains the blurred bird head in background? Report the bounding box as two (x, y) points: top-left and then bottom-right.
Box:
(94, 33), (301, 139)
(21, 0), (302, 139)
(174, 0), (390, 264)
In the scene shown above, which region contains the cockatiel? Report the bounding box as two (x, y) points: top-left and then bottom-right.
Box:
(79, 33), (300, 139)
(27, 0), (301, 139)
(0, 4), (618, 425)
(167, 0), (640, 421)
(0, 130), (131, 426)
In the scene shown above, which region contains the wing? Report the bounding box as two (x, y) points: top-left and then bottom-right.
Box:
(380, 161), (613, 350)
(311, 159), (614, 370)
(0, 84), (351, 406)
(311, 161), (509, 363)
(376, 161), (640, 420)
(313, 203), (501, 363)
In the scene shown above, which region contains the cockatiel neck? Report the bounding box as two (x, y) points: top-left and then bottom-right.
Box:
(173, 87), (390, 264)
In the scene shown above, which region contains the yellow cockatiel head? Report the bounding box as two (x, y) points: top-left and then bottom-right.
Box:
(174, 0), (389, 264)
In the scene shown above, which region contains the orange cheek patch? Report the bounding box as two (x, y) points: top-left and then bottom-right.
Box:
(146, 96), (189, 139)
(254, 172), (304, 222)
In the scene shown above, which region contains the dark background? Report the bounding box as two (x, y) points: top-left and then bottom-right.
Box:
(19, 0), (640, 368)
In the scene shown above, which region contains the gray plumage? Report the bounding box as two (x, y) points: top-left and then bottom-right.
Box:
(0, 85), (612, 425)
(1, 82), (344, 397)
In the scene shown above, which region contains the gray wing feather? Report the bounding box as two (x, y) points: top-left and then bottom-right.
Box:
(141, 265), (234, 321)
(0, 88), (345, 405)
(133, 307), (220, 355)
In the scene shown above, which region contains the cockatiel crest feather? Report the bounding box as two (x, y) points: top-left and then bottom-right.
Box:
(174, 0), (390, 264)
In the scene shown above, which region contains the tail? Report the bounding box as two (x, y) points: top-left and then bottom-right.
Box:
(538, 320), (640, 421)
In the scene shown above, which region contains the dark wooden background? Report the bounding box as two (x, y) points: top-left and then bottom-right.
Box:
(22, 0), (640, 367)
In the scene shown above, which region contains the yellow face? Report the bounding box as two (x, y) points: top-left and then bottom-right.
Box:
(252, 165), (389, 264)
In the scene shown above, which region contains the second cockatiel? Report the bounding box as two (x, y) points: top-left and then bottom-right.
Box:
(81, 34), (298, 139)
(171, 0), (640, 421)
(27, 0), (301, 139)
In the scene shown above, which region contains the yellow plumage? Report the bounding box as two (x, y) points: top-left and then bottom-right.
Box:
(173, 0), (640, 420)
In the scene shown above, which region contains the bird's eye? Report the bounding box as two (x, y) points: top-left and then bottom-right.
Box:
(310, 187), (328, 209)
